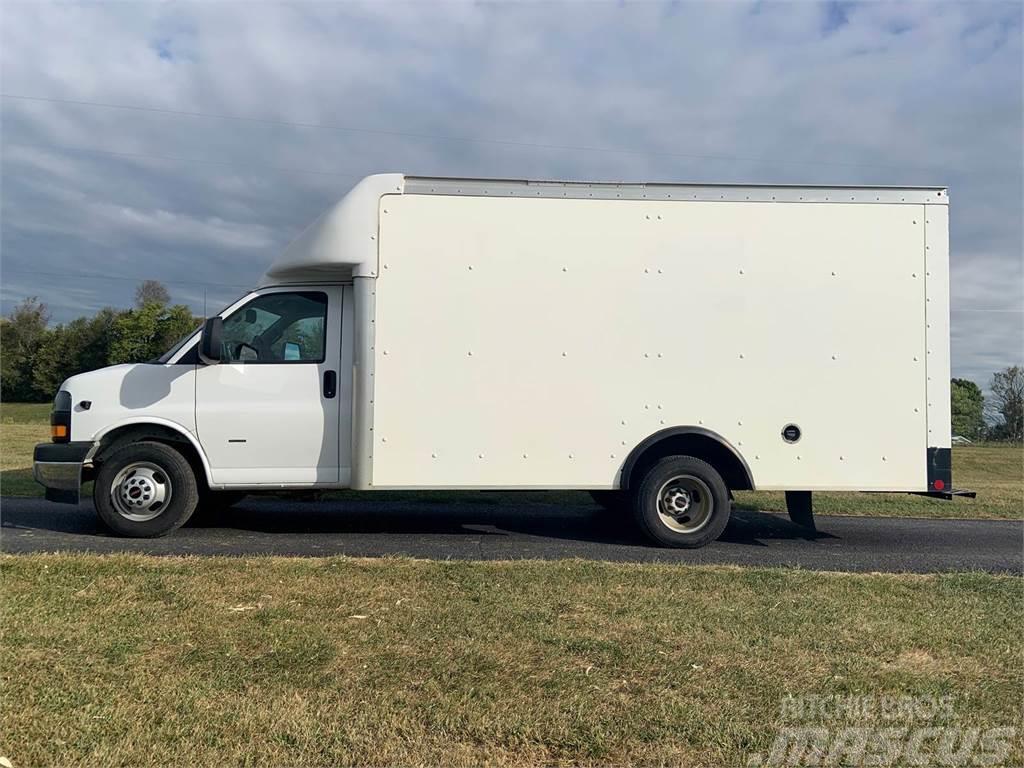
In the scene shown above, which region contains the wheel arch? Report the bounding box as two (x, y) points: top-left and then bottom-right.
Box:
(91, 418), (213, 487)
(619, 426), (755, 492)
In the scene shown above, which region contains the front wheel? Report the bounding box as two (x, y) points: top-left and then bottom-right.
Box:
(632, 456), (731, 548)
(93, 441), (199, 537)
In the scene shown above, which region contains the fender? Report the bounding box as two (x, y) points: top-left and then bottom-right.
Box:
(620, 426), (755, 491)
(90, 417), (215, 487)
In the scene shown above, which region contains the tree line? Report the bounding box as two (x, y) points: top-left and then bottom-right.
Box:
(1, 280), (1022, 442)
(951, 370), (1023, 443)
(1, 281), (199, 402)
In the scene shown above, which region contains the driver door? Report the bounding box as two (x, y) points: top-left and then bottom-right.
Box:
(195, 286), (343, 486)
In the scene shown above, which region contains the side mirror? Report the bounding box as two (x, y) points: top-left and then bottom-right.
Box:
(199, 317), (223, 364)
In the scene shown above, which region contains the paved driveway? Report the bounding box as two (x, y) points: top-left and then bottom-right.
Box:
(2, 496), (1020, 573)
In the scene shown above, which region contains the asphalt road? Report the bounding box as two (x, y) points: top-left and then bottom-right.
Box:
(2, 495), (1021, 573)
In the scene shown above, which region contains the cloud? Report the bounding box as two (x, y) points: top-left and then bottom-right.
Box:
(85, 202), (274, 251)
(0, 0), (1020, 382)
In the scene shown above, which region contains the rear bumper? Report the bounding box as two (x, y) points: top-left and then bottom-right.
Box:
(33, 442), (94, 504)
(921, 446), (974, 500)
(912, 488), (977, 501)
(927, 447), (952, 492)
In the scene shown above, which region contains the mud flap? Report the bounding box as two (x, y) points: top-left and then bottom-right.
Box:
(785, 490), (815, 529)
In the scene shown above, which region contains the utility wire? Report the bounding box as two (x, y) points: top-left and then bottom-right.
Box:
(3, 140), (363, 179)
(2, 267), (253, 290)
(1, 91), (945, 174)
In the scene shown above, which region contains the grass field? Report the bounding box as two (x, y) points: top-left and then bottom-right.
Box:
(2, 401), (1019, 519)
(2, 554), (1021, 766)
(0, 402), (51, 497)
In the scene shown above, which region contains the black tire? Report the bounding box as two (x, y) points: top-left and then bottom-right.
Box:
(632, 456), (731, 548)
(93, 441), (199, 538)
(589, 490), (629, 514)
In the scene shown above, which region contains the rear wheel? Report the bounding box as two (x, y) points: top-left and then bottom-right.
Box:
(93, 441), (199, 537)
(632, 456), (730, 548)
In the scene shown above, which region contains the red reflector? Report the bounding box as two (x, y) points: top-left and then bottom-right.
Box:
(933, 479), (945, 491)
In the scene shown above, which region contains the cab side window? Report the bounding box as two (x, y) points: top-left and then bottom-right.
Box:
(220, 292), (327, 363)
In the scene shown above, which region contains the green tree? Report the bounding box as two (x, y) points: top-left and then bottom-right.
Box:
(32, 308), (120, 397)
(77, 307), (120, 371)
(0, 297), (50, 401)
(109, 303), (199, 364)
(950, 378), (985, 440)
(2, 291), (199, 402)
(987, 366), (1024, 442)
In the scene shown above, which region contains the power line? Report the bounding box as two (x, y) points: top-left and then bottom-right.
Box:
(3, 140), (363, 179)
(0, 91), (945, 174)
(2, 267), (253, 291)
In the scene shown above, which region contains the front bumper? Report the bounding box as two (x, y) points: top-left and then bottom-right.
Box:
(33, 442), (94, 504)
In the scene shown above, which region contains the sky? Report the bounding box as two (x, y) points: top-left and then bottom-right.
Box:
(1, 0), (1021, 388)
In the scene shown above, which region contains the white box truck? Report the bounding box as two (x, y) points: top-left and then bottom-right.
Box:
(34, 174), (969, 547)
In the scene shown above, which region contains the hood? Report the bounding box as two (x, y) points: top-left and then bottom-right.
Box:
(60, 364), (137, 399)
(58, 362), (197, 442)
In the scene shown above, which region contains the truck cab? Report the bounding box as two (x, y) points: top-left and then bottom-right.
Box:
(31, 173), (399, 536)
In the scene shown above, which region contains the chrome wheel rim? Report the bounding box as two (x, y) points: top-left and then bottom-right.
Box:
(656, 474), (714, 534)
(110, 462), (172, 522)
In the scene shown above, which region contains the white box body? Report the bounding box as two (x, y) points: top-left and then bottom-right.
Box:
(362, 178), (951, 491)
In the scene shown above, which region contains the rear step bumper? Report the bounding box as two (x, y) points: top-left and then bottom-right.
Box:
(911, 488), (977, 501)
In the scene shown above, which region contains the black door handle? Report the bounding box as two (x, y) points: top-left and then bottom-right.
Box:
(323, 370), (337, 399)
